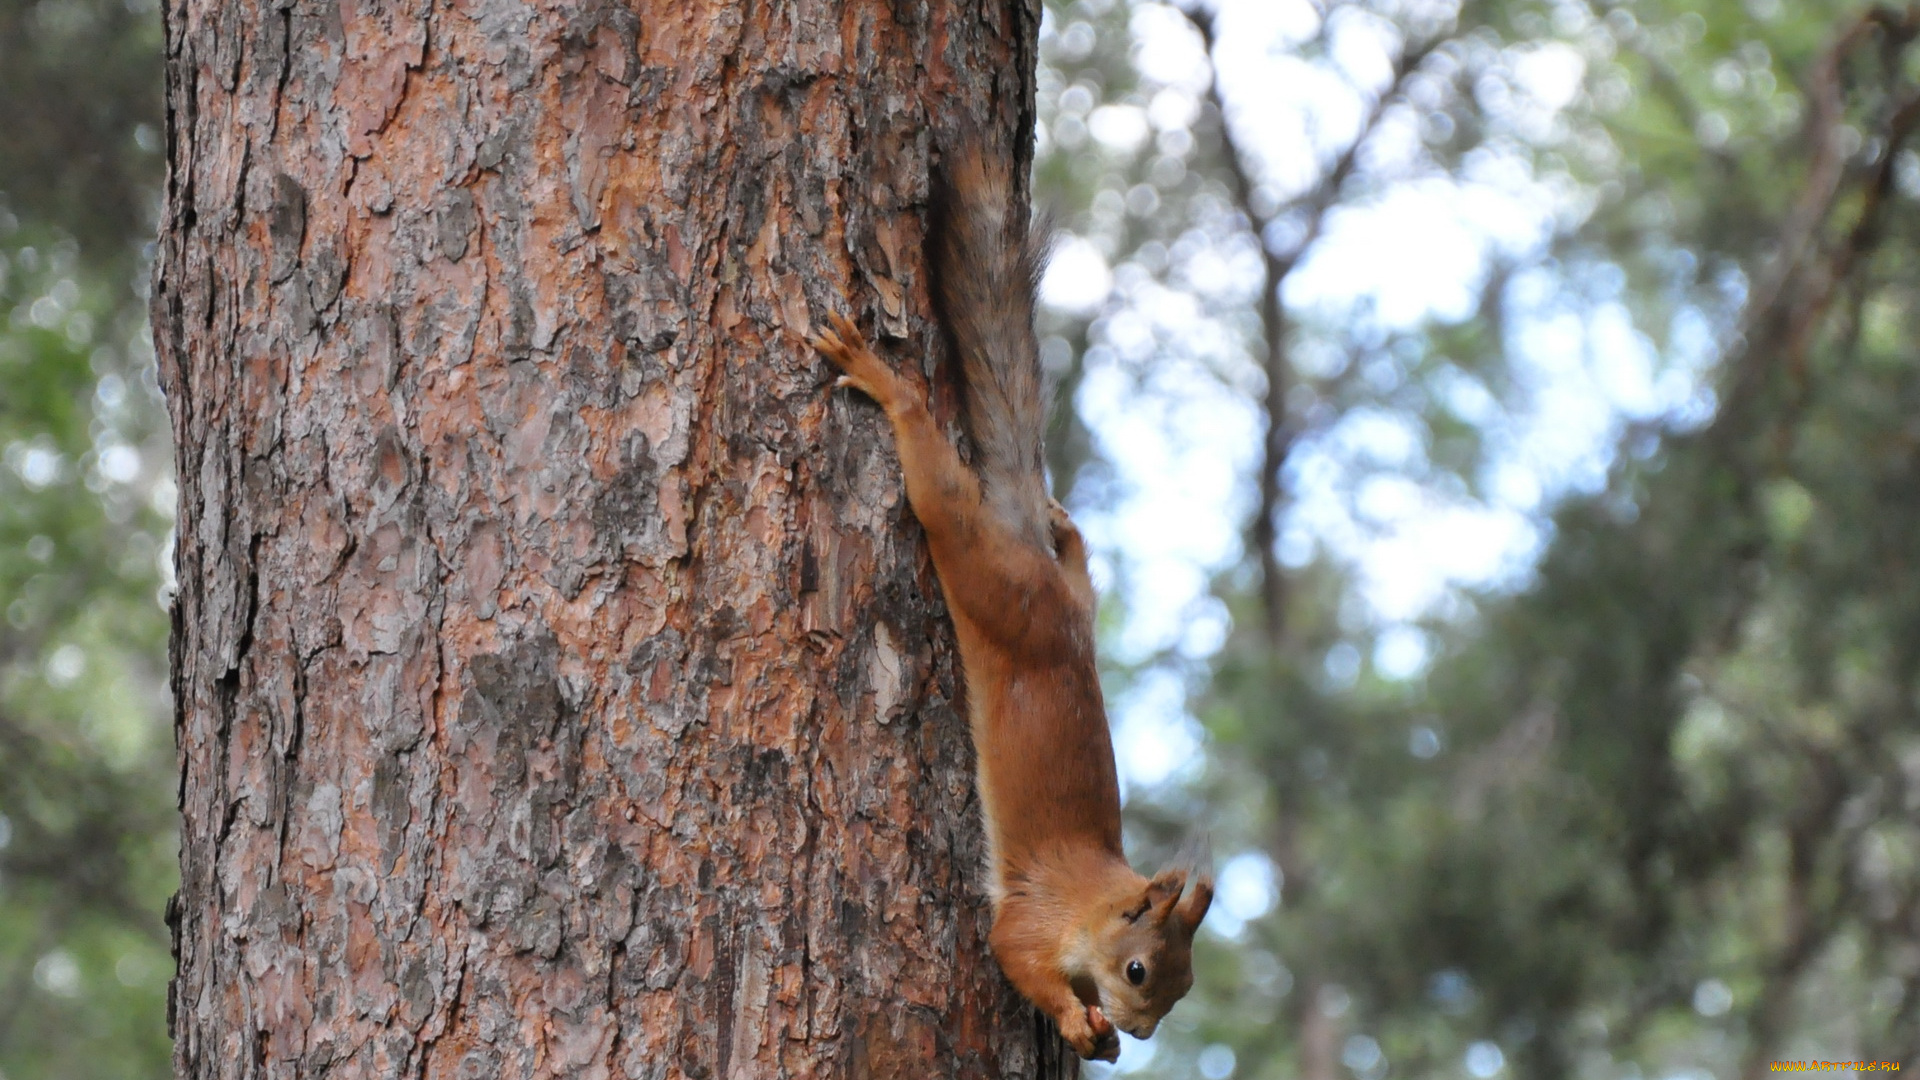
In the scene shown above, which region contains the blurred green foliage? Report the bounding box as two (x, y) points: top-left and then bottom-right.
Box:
(0, 0), (173, 1076)
(0, 0), (163, 259)
(1037, 0), (1920, 1077)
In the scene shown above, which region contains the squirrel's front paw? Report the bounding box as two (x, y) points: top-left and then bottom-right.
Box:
(808, 312), (898, 409)
(1057, 1003), (1120, 1063)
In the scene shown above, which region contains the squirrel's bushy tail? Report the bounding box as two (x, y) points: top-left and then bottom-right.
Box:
(928, 137), (1054, 553)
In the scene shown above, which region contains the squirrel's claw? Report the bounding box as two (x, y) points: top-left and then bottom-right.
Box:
(810, 312), (898, 409)
(825, 310), (867, 348)
(1086, 1005), (1120, 1063)
(806, 329), (846, 360)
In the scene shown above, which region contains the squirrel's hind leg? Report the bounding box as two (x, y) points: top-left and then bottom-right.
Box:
(1047, 498), (1096, 616)
(811, 311), (987, 546)
(810, 311), (1075, 652)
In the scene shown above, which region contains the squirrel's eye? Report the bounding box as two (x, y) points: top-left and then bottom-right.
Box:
(1126, 960), (1147, 986)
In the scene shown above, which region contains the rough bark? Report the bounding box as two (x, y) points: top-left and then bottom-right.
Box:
(152, 1), (1070, 1077)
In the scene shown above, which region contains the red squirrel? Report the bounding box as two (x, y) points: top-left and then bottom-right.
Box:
(810, 140), (1212, 1063)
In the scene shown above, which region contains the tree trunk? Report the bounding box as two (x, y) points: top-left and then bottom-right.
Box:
(152, 2), (1068, 1077)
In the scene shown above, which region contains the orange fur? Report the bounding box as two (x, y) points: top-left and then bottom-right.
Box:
(810, 147), (1213, 1058)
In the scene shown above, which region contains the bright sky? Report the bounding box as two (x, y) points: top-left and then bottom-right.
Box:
(1043, 0), (1708, 726)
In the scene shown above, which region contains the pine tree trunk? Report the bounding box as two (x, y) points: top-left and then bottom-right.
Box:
(152, 2), (1068, 1076)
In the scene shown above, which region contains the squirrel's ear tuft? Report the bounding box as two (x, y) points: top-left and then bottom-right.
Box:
(1175, 875), (1214, 934)
(1145, 868), (1187, 921)
(1163, 832), (1214, 933)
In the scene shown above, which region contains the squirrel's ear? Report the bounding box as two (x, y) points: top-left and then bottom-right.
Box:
(1145, 868), (1187, 922)
(1175, 875), (1214, 934)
